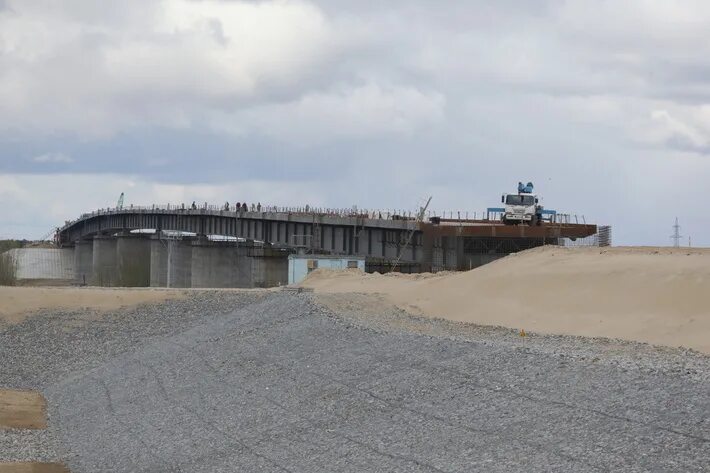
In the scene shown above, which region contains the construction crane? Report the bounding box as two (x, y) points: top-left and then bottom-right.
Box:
(117, 192), (124, 210)
(390, 196), (432, 273)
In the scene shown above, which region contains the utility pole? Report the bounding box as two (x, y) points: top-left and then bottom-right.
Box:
(670, 217), (682, 248)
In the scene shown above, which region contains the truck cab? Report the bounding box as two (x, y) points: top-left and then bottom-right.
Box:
(501, 193), (541, 225)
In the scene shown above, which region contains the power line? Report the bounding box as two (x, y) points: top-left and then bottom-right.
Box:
(670, 217), (682, 248)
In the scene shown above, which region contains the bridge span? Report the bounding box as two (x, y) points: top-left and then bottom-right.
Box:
(57, 204), (597, 287)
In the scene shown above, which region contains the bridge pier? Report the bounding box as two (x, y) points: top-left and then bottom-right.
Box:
(189, 239), (288, 288)
(250, 248), (289, 287)
(150, 237), (194, 288)
(73, 240), (93, 285)
(91, 235), (117, 286)
(167, 239), (194, 288)
(149, 237), (167, 287)
(116, 234), (151, 287)
(190, 239), (244, 288)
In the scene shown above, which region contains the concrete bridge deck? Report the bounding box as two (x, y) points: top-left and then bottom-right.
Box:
(56, 205), (597, 286)
(58, 206), (595, 252)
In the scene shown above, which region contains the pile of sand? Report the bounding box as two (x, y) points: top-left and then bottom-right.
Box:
(301, 246), (710, 354)
(0, 287), (185, 325)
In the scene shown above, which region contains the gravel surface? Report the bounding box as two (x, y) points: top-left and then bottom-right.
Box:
(1, 291), (709, 472)
(0, 429), (60, 462)
(0, 291), (267, 389)
(314, 293), (710, 383)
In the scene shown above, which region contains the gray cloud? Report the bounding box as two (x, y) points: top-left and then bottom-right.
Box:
(0, 0), (709, 245)
(31, 152), (74, 163)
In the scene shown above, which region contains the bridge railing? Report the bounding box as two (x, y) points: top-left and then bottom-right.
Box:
(62, 203), (589, 231)
(65, 203), (423, 228)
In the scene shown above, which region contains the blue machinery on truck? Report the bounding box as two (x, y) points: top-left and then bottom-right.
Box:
(487, 181), (557, 224)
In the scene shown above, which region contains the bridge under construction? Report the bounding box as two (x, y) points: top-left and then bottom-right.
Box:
(56, 204), (597, 287)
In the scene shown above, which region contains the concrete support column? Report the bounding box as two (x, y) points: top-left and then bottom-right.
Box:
(456, 238), (465, 271)
(191, 240), (244, 288)
(115, 235), (151, 287)
(384, 231), (397, 259)
(150, 235), (194, 288)
(446, 237), (458, 270)
(73, 240), (93, 285)
(355, 227), (366, 256)
(167, 239), (194, 288)
(91, 236), (117, 286)
(323, 227), (333, 251)
(250, 248), (288, 287)
(334, 227), (345, 253)
(150, 237), (168, 287)
(420, 230), (435, 273)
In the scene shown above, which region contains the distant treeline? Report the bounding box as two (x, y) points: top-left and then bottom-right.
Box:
(0, 240), (27, 254)
(0, 241), (21, 285)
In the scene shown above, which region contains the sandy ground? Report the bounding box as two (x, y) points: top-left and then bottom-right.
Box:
(0, 287), (185, 325)
(0, 463), (70, 473)
(301, 246), (710, 354)
(0, 390), (67, 473)
(0, 390), (46, 430)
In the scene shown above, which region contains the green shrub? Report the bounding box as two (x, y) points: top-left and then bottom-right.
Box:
(0, 240), (25, 253)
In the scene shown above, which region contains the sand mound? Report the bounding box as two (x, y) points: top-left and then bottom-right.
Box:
(0, 287), (185, 325)
(302, 246), (710, 353)
(305, 268), (451, 284)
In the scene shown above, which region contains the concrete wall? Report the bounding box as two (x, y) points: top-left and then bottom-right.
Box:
(430, 236), (459, 272)
(333, 227), (345, 253)
(6, 248), (74, 282)
(190, 241), (247, 288)
(192, 244), (287, 288)
(252, 250), (289, 287)
(116, 236), (151, 287)
(150, 239), (168, 287)
(167, 240), (193, 288)
(92, 237), (117, 286)
(150, 238), (193, 288)
(148, 237), (288, 288)
(355, 229), (370, 257)
(74, 241), (93, 284)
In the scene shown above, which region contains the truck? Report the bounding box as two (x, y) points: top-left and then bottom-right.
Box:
(501, 182), (543, 226)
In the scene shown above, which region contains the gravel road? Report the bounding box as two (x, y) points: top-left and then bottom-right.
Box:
(1, 291), (708, 472)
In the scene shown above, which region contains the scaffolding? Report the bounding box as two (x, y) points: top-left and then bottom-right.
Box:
(561, 225), (612, 247)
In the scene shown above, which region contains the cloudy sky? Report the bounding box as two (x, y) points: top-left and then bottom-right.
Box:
(1, 0), (709, 245)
